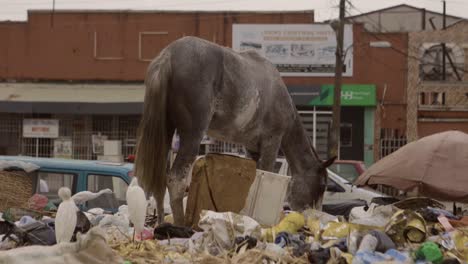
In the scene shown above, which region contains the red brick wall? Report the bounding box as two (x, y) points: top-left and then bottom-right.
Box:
(0, 11), (407, 132)
(0, 11), (313, 81)
(418, 121), (468, 137)
(284, 25), (408, 132)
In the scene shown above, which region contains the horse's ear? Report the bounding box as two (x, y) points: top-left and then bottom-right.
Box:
(319, 156), (337, 171)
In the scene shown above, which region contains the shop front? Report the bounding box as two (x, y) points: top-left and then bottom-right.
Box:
(288, 84), (376, 166)
(0, 83), (143, 160)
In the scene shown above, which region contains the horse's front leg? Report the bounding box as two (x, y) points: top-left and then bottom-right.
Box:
(167, 132), (203, 226)
(256, 137), (282, 172)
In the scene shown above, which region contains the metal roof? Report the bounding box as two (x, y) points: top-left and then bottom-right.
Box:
(0, 82), (144, 103)
(0, 82), (144, 114)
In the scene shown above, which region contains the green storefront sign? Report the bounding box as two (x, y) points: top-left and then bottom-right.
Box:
(307, 84), (376, 106)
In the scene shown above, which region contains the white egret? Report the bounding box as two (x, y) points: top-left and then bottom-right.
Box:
(126, 177), (147, 241)
(71, 189), (113, 205)
(55, 187), (78, 243)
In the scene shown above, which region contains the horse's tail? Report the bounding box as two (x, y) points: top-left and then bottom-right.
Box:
(135, 50), (172, 211)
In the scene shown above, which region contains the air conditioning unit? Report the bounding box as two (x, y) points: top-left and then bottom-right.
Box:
(103, 140), (122, 156)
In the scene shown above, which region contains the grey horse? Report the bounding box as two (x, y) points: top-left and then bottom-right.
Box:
(135, 36), (336, 226)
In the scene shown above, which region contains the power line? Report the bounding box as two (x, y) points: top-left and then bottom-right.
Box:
(345, 0), (468, 75)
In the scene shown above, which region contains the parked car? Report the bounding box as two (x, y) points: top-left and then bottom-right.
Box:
(273, 158), (385, 205)
(328, 160), (367, 183)
(0, 156), (133, 212)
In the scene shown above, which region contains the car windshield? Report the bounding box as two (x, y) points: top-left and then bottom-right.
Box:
(328, 163), (360, 183)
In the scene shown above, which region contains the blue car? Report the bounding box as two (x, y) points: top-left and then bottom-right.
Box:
(0, 156), (134, 212)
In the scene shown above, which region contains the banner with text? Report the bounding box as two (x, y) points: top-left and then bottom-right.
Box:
(232, 24), (353, 77)
(288, 84), (376, 106)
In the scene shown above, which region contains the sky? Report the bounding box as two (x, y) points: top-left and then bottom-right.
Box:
(0, 0), (466, 22)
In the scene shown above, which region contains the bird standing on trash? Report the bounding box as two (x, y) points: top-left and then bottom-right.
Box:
(72, 188), (113, 205)
(55, 187), (78, 243)
(126, 177), (147, 241)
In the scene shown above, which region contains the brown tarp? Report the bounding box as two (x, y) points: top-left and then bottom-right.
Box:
(184, 154), (256, 229)
(355, 130), (468, 203)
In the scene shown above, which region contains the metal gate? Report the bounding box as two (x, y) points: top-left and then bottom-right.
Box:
(202, 109), (333, 159)
(298, 109), (332, 160)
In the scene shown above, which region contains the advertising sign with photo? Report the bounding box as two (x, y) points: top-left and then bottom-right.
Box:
(53, 137), (73, 159)
(92, 134), (108, 154)
(232, 24), (353, 77)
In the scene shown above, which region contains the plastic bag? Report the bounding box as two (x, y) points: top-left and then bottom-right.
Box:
(262, 211), (305, 242)
(321, 222), (383, 241)
(20, 221), (56, 245)
(3, 208), (42, 222)
(27, 194), (48, 211)
(154, 223), (194, 240)
(451, 230), (468, 261)
(349, 204), (395, 227)
(98, 213), (129, 232)
(17, 215), (37, 227)
(198, 210), (261, 250)
(415, 242), (444, 264)
(44, 201), (57, 211)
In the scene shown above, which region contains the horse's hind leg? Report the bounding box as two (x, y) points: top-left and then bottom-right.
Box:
(167, 130), (204, 226)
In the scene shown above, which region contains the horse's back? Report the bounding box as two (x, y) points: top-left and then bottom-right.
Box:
(160, 37), (295, 148)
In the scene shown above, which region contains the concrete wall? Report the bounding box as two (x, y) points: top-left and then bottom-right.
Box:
(348, 5), (461, 32)
(407, 21), (468, 140)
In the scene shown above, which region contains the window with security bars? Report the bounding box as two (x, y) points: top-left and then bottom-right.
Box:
(205, 140), (246, 156)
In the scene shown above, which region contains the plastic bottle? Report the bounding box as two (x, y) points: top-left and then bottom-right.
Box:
(357, 234), (378, 252)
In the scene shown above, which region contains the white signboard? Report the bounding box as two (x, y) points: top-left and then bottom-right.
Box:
(54, 138), (73, 159)
(232, 24), (353, 77)
(23, 119), (59, 138)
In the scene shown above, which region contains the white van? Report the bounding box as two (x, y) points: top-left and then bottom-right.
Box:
(274, 158), (386, 205)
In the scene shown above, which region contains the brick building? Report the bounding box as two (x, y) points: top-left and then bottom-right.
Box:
(0, 10), (314, 159)
(0, 9), (408, 164)
(407, 20), (468, 141)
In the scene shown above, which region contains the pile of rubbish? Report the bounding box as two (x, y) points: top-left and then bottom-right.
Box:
(1, 194), (467, 264)
(0, 155), (467, 263)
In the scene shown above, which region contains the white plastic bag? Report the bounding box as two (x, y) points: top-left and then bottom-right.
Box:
(349, 204), (395, 227)
(198, 210), (261, 250)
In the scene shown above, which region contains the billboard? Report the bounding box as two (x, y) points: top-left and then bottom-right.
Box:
(232, 24), (353, 77)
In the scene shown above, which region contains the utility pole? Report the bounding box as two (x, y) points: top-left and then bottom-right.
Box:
(329, 0), (345, 159)
(442, 0), (446, 80)
(51, 0), (56, 28)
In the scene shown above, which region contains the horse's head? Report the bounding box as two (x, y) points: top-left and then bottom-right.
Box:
(288, 156), (336, 210)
